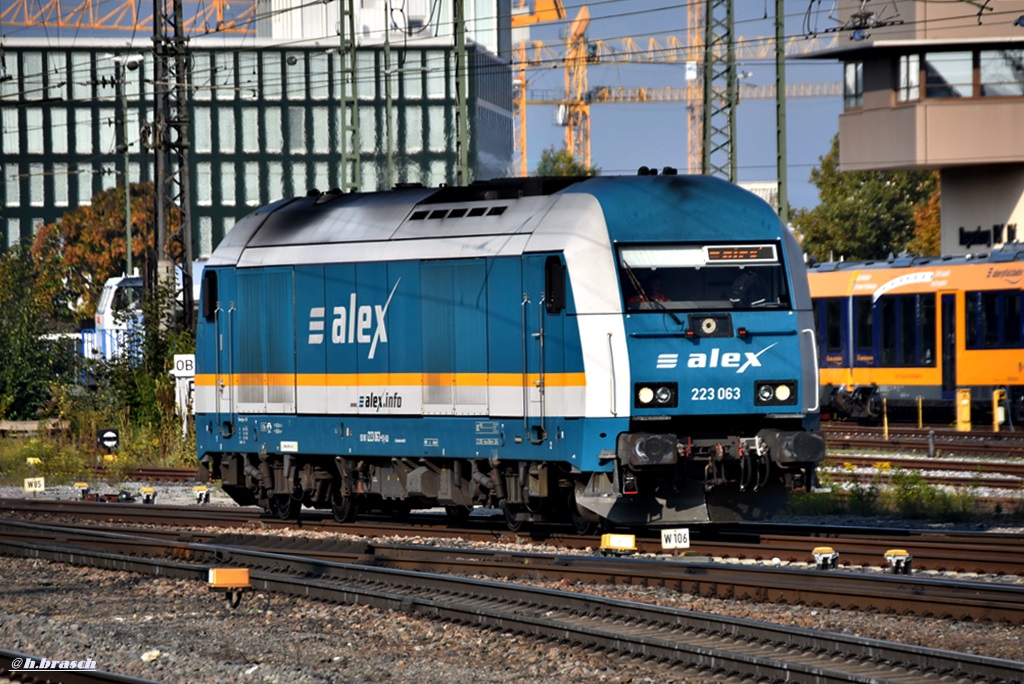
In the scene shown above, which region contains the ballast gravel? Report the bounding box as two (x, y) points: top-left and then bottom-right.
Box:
(1, 485), (1023, 682)
(3, 549), (1024, 683)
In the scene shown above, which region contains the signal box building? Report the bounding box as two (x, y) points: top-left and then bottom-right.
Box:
(804, 0), (1024, 256)
(0, 0), (512, 255)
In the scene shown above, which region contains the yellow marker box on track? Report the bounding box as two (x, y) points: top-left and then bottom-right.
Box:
(208, 568), (250, 589)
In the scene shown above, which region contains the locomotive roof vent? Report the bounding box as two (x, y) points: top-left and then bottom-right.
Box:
(408, 206), (507, 221)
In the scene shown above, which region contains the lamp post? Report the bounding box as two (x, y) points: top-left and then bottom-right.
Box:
(111, 54), (144, 277)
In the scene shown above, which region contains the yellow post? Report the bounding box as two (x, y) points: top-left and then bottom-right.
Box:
(956, 389), (972, 432)
(916, 396), (923, 429)
(993, 389), (1007, 433)
(883, 397), (889, 440)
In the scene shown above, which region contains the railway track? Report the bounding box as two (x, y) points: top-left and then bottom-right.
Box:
(4, 497), (1024, 574)
(1, 518), (1022, 682)
(822, 423), (1024, 458)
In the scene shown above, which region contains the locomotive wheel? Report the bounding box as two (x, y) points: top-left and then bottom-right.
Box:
(503, 503), (525, 532)
(331, 493), (356, 523)
(568, 490), (598, 535)
(444, 505), (473, 522)
(269, 494), (300, 520)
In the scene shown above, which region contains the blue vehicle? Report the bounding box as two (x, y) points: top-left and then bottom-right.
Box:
(195, 173), (825, 530)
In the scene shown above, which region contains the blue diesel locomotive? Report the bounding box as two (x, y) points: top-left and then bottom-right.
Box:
(195, 174), (825, 530)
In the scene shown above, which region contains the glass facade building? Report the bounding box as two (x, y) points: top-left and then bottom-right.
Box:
(0, 38), (512, 256)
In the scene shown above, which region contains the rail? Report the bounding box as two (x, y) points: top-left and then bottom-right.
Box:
(1, 520), (1021, 682)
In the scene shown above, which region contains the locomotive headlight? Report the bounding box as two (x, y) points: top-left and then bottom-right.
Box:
(755, 381), (798, 406)
(634, 382), (678, 409)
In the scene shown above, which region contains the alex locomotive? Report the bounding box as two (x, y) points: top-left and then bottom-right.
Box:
(808, 248), (1024, 424)
(195, 174), (825, 530)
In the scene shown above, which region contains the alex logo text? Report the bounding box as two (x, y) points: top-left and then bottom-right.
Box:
(657, 342), (777, 374)
(307, 280), (401, 360)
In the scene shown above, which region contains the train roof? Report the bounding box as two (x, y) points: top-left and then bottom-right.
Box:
(208, 174), (786, 268)
(807, 245), (1024, 298)
(807, 245), (1024, 273)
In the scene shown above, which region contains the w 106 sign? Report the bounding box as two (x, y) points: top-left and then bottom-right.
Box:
(660, 528), (690, 550)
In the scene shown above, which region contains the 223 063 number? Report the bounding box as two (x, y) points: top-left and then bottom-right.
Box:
(691, 386), (741, 401)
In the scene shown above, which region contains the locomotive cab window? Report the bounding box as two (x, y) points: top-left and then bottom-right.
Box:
(201, 269), (219, 322)
(112, 284), (142, 312)
(618, 243), (790, 312)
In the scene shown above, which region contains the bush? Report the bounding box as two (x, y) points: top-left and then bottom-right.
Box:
(0, 437), (89, 486)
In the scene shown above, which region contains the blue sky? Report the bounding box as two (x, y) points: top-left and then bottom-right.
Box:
(0, 0), (845, 209)
(521, 0), (845, 211)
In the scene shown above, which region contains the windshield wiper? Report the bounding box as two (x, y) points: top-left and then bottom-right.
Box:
(621, 262), (682, 326)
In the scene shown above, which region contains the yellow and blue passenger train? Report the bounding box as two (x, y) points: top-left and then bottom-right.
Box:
(808, 248), (1024, 424)
(195, 173), (825, 530)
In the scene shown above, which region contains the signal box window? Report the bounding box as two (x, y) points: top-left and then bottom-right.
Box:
(980, 50), (1024, 97)
(844, 61), (863, 110)
(897, 54), (920, 102)
(924, 51), (972, 98)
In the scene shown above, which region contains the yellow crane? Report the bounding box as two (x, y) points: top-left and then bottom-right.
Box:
(0, 0), (255, 33)
(511, 0), (566, 177)
(513, 1), (838, 174)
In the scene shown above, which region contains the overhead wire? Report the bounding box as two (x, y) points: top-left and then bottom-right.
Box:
(7, 0), (1020, 105)
(3, 0), (1024, 180)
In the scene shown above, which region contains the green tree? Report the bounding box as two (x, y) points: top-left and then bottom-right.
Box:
(905, 176), (942, 256)
(31, 182), (160, 322)
(534, 145), (600, 177)
(0, 245), (75, 419)
(793, 135), (937, 261)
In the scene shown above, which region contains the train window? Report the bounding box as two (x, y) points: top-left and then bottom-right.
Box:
(201, 269), (218, 322)
(966, 293), (980, 348)
(823, 298), (843, 352)
(854, 297), (873, 358)
(983, 292), (1000, 347)
(617, 244), (790, 312)
(967, 289), (1024, 349)
(1007, 294), (1023, 346)
(879, 297), (898, 365)
(878, 294), (935, 367)
(920, 295), (936, 366)
(111, 284), (142, 312)
(544, 256), (566, 314)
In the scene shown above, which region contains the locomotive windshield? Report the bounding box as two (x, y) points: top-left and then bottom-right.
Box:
(619, 243), (791, 312)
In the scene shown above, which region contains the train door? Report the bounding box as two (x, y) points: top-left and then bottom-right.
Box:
(420, 260), (488, 416)
(522, 255), (567, 443)
(234, 267), (296, 415)
(199, 268), (237, 430)
(941, 293), (957, 394)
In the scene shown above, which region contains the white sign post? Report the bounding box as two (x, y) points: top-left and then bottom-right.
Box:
(170, 354), (196, 438)
(660, 527), (691, 551)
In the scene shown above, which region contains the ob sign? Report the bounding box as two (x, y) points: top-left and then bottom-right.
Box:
(171, 354), (195, 378)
